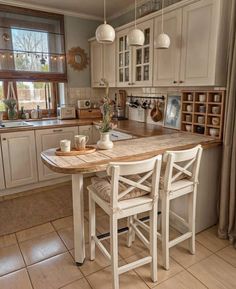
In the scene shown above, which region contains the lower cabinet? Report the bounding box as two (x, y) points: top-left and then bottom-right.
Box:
(0, 147), (5, 190)
(1, 131), (38, 188)
(36, 127), (78, 181)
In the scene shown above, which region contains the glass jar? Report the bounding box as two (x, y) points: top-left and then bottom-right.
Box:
(7, 107), (18, 120)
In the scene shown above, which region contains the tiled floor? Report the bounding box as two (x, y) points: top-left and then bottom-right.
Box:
(0, 211), (235, 289)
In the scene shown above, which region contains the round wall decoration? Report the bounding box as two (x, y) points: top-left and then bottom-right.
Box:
(67, 47), (89, 71)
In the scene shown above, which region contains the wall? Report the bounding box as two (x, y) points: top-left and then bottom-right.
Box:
(64, 16), (100, 88)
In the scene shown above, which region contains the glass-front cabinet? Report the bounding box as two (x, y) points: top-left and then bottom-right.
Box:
(116, 19), (153, 87)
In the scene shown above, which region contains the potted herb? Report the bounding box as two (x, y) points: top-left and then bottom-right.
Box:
(3, 98), (17, 120)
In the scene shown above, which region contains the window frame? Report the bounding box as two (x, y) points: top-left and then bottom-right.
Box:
(0, 4), (67, 82)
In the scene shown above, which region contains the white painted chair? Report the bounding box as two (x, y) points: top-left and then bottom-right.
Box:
(87, 155), (162, 289)
(132, 145), (203, 270)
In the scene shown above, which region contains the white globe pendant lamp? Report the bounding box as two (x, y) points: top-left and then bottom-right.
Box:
(127, 0), (145, 46)
(96, 0), (115, 43)
(155, 0), (170, 49)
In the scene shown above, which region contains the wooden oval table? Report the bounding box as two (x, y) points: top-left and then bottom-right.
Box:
(41, 133), (220, 265)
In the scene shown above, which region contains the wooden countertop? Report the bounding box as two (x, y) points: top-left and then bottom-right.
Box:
(41, 132), (221, 174)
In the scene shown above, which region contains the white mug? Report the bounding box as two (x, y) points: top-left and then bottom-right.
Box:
(199, 94), (206, 102)
(186, 105), (192, 112)
(75, 135), (89, 150)
(60, 139), (71, 152)
(214, 94), (221, 102)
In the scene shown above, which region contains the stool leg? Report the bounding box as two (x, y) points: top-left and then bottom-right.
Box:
(89, 193), (96, 261)
(110, 215), (119, 289)
(150, 203), (158, 282)
(127, 216), (133, 248)
(162, 196), (170, 270)
(188, 188), (197, 254)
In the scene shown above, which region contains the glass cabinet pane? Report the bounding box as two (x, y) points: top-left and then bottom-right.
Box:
(143, 65), (149, 81)
(144, 28), (150, 45)
(119, 37), (124, 52)
(125, 68), (129, 82)
(136, 67), (142, 81)
(125, 52), (129, 66)
(124, 36), (128, 50)
(144, 47), (149, 63)
(119, 54), (123, 67)
(119, 69), (123, 82)
(136, 49), (142, 65)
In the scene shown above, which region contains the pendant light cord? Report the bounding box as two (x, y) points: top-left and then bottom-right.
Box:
(104, 0), (106, 24)
(161, 0), (164, 33)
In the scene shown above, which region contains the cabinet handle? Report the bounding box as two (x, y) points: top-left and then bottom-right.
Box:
(179, 80), (184, 84)
(128, 83), (131, 85)
(2, 138), (6, 141)
(53, 129), (63, 133)
(173, 80), (177, 84)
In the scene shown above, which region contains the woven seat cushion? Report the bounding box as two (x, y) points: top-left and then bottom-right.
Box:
(90, 175), (150, 203)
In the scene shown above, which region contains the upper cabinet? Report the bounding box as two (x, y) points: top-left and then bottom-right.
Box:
(117, 19), (154, 87)
(154, 0), (226, 87)
(90, 40), (116, 88)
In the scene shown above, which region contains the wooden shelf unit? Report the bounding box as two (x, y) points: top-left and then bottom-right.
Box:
(181, 90), (225, 139)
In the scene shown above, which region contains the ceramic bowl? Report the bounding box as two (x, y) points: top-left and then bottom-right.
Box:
(212, 117), (220, 126)
(185, 125), (192, 132)
(209, 128), (219, 137)
(212, 106), (220, 114)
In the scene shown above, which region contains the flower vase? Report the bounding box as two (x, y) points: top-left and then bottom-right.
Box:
(7, 108), (18, 120)
(97, 132), (113, 150)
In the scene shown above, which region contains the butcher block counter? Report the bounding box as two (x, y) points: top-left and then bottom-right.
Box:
(41, 130), (222, 266)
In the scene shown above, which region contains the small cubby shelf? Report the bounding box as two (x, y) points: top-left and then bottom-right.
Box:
(181, 90), (225, 139)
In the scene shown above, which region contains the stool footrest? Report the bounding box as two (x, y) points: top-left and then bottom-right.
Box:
(168, 232), (192, 248)
(118, 256), (152, 275)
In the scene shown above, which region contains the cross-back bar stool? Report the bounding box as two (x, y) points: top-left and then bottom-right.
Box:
(87, 155), (162, 289)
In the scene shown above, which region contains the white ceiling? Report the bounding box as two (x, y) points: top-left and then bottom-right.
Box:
(0, 0), (146, 20)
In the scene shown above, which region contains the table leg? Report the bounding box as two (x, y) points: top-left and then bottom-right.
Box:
(72, 173), (85, 265)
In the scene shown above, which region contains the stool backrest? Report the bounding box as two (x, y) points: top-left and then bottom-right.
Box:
(163, 145), (203, 192)
(107, 155), (162, 209)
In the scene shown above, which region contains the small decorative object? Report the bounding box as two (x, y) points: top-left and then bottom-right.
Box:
(185, 115), (192, 122)
(187, 94), (193, 101)
(196, 126), (205, 134)
(74, 135), (89, 150)
(127, 0), (145, 46)
(37, 105), (42, 119)
(155, 0), (170, 49)
(97, 78), (114, 150)
(60, 139), (71, 153)
(150, 100), (163, 122)
(96, 0), (115, 43)
(212, 106), (220, 114)
(20, 106), (26, 119)
(199, 94), (206, 102)
(164, 94), (181, 129)
(185, 124), (192, 132)
(214, 94), (221, 102)
(197, 116), (205, 124)
(2, 32), (10, 42)
(209, 128), (219, 137)
(186, 105), (192, 112)
(67, 47), (89, 71)
(199, 105), (206, 113)
(212, 117), (220, 125)
(4, 82), (18, 120)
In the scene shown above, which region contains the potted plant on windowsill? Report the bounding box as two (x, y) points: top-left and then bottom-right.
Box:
(97, 78), (115, 150)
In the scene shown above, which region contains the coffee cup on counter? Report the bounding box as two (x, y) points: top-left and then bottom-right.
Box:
(199, 94), (206, 102)
(212, 117), (220, 126)
(186, 105), (192, 112)
(212, 106), (220, 114)
(209, 128), (219, 137)
(185, 115), (192, 122)
(75, 135), (89, 150)
(197, 116), (205, 124)
(60, 139), (71, 152)
(199, 105), (206, 113)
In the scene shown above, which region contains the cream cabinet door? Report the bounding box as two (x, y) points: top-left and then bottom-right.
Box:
(1, 131), (38, 188)
(0, 146), (5, 190)
(103, 42), (116, 87)
(36, 127), (78, 181)
(91, 41), (103, 87)
(180, 0), (220, 85)
(153, 9), (182, 86)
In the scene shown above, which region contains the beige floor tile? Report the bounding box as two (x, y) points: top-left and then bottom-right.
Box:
(0, 234), (17, 249)
(216, 245), (236, 267)
(0, 244), (25, 277)
(19, 231), (67, 265)
(61, 278), (92, 289)
(16, 223), (55, 242)
(0, 269), (33, 289)
(152, 270), (207, 289)
(196, 226), (229, 252)
(170, 240), (212, 268)
(87, 265), (149, 289)
(52, 216), (73, 231)
(28, 252), (83, 289)
(125, 250), (183, 288)
(188, 254), (236, 289)
(57, 219), (89, 250)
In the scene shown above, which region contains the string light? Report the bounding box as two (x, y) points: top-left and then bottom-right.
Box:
(0, 51), (65, 62)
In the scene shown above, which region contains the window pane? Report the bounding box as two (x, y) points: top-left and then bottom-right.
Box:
(0, 81), (5, 111)
(16, 82), (52, 110)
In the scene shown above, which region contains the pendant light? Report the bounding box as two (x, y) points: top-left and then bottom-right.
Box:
(96, 0), (115, 43)
(155, 0), (170, 49)
(127, 0), (145, 47)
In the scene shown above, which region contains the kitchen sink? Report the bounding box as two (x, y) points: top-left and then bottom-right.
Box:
(0, 121), (34, 128)
(28, 119), (62, 126)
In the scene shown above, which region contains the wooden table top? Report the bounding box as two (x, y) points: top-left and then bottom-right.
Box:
(41, 132), (221, 174)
